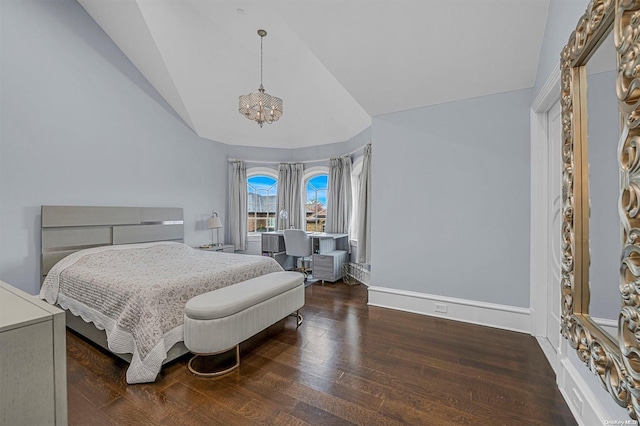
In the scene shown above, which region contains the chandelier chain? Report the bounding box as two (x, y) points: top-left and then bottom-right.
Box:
(260, 34), (264, 89)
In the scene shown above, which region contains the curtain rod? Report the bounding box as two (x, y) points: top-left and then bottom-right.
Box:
(228, 144), (367, 165)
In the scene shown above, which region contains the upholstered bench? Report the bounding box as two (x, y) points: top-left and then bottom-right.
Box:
(183, 271), (304, 377)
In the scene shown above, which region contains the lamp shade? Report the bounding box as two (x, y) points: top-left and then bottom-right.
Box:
(206, 216), (222, 229)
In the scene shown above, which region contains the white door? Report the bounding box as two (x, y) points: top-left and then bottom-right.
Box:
(546, 99), (563, 353)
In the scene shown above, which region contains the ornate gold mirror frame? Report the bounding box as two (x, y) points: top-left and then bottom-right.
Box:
(561, 0), (640, 418)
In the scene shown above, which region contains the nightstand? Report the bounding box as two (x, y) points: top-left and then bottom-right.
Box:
(197, 244), (235, 253)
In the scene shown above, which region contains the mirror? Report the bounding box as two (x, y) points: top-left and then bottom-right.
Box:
(585, 30), (620, 342)
(560, 0), (634, 416)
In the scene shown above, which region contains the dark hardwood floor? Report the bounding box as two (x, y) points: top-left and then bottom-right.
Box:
(66, 281), (577, 425)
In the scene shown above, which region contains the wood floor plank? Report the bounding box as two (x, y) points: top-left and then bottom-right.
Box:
(261, 371), (400, 426)
(66, 348), (122, 408)
(289, 400), (358, 426)
(99, 396), (166, 426)
(325, 332), (571, 424)
(270, 410), (315, 426)
(67, 386), (118, 426)
(65, 281), (577, 425)
(157, 404), (251, 426)
(246, 354), (385, 412)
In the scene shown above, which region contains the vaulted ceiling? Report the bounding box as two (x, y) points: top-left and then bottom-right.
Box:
(78, 0), (550, 149)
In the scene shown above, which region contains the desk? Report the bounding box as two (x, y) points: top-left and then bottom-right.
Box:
(261, 232), (348, 255)
(309, 233), (349, 254)
(261, 232), (349, 282)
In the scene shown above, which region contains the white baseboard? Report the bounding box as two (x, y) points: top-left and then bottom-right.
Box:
(367, 286), (531, 334)
(557, 357), (618, 426)
(536, 336), (560, 375)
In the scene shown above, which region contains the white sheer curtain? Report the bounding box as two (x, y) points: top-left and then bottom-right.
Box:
(326, 155), (352, 234)
(356, 144), (371, 264)
(276, 163), (304, 230)
(229, 160), (247, 251)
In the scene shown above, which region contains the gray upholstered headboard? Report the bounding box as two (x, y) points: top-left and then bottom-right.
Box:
(41, 205), (184, 279)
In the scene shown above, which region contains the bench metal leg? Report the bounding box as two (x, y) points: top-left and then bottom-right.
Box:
(187, 345), (239, 378)
(289, 310), (303, 328)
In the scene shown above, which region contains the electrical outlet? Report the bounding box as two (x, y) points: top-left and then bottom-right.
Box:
(435, 303), (448, 313)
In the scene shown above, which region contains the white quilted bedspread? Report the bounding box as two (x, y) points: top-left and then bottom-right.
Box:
(39, 242), (283, 384)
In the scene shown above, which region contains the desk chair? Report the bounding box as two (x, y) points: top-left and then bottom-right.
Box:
(283, 229), (312, 278)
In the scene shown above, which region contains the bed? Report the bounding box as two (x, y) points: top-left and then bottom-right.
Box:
(38, 206), (283, 384)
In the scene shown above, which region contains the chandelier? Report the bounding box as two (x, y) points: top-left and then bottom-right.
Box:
(239, 29), (283, 127)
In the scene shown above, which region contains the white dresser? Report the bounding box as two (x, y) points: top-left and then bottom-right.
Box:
(0, 281), (67, 426)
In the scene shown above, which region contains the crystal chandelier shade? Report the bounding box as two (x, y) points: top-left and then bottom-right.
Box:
(239, 29), (283, 127)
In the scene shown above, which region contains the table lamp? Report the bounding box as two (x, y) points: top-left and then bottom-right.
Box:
(206, 212), (223, 246)
(279, 209), (288, 230)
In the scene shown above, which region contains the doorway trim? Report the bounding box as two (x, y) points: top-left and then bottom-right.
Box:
(530, 63), (561, 369)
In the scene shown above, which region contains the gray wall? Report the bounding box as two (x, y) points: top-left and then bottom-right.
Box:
(0, 0), (229, 295)
(534, 0), (586, 97)
(227, 127), (370, 166)
(370, 89), (532, 307)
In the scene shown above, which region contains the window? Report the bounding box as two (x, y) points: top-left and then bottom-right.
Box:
(247, 174), (277, 234)
(305, 174), (328, 232)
